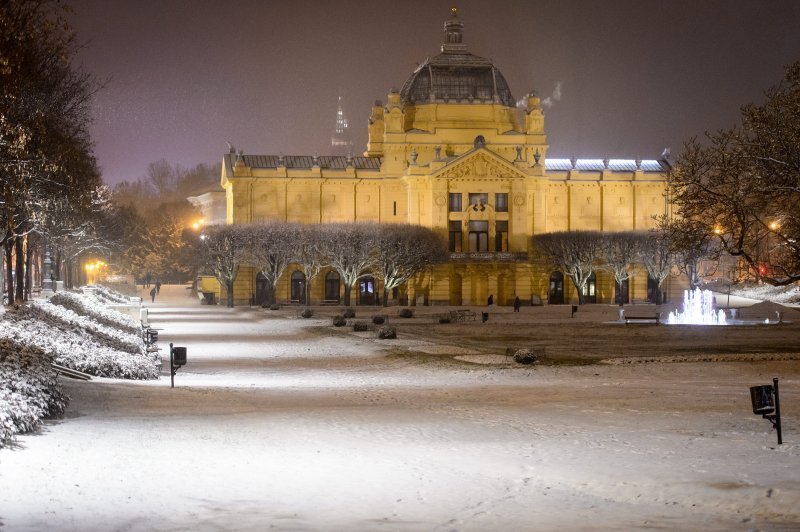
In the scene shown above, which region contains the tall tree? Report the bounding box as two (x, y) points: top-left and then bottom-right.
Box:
(669, 61), (800, 285)
(599, 231), (645, 304)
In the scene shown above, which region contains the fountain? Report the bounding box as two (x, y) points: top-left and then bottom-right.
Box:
(667, 288), (728, 325)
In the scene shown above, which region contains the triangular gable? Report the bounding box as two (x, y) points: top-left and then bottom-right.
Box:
(431, 147), (527, 181)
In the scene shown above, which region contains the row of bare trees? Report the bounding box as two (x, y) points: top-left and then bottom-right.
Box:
(198, 222), (448, 307)
(533, 221), (715, 305)
(1, 1), (110, 302)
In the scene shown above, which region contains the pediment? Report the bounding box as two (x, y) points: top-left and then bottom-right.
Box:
(433, 148), (526, 181)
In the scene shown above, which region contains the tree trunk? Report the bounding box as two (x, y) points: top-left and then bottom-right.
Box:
(344, 283), (352, 306)
(226, 279), (235, 307)
(15, 237), (25, 303)
(4, 241), (13, 304)
(25, 237), (33, 300)
(268, 282), (277, 306)
(382, 286), (389, 307)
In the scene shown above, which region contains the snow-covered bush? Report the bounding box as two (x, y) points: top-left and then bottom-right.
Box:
(50, 291), (138, 334)
(343, 308), (356, 318)
(332, 315), (346, 327)
(1, 311), (159, 380)
(24, 301), (143, 354)
(398, 308), (413, 318)
(512, 348), (542, 365)
(377, 326), (397, 339)
(301, 308), (313, 318)
(0, 337), (68, 448)
(352, 321), (369, 332)
(372, 315), (385, 325)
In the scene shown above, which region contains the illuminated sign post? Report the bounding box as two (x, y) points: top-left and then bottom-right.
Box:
(749, 377), (782, 445)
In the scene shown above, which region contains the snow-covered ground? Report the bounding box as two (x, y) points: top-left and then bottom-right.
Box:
(0, 285), (798, 530)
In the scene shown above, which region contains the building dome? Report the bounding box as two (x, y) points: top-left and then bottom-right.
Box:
(399, 9), (515, 108)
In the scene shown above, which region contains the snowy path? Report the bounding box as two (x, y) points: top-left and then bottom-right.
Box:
(1, 286), (798, 531)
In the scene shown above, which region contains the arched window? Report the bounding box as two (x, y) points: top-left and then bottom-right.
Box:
(291, 271), (306, 304)
(548, 271), (564, 304)
(325, 271), (340, 302)
(615, 278), (630, 305)
(359, 276), (376, 306)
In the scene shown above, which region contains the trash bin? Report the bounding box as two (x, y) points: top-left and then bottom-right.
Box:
(750, 385), (775, 415)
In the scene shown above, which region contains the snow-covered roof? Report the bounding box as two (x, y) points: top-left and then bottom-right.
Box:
(545, 158), (668, 172)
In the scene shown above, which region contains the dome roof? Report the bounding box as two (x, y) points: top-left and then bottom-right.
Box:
(399, 9), (515, 108)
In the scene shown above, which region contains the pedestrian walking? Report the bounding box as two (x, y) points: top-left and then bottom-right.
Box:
(513, 296), (521, 312)
(156, 281), (162, 294)
(487, 294), (494, 306)
(150, 287), (156, 303)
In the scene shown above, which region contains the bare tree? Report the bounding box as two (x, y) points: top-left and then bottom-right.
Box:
(533, 231), (603, 304)
(292, 224), (327, 305)
(198, 224), (249, 307)
(599, 231), (645, 304)
(668, 218), (719, 290)
(639, 216), (677, 304)
(245, 221), (298, 306)
(668, 61), (800, 284)
(318, 222), (378, 306)
(374, 224), (448, 306)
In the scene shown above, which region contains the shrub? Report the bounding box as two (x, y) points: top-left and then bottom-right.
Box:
(332, 315), (347, 327)
(377, 326), (397, 339)
(343, 308), (356, 319)
(512, 348), (542, 365)
(398, 308), (413, 318)
(353, 321), (369, 332)
(439, 317), (451, 324)
(269, 303), (281, 311)
(372, 315), (385, 325)
(301, 308), (314, 318)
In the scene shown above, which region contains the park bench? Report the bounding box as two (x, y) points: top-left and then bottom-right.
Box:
(624, 314), (661, 325)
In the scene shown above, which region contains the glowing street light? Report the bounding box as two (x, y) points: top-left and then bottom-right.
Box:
(191, 218), (206, 231)
(769, 221), (780, 231)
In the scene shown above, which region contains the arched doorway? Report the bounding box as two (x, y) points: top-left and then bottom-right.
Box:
(255, 272), (271, 306)
(548, 271), (564, 304)
(581, 272), (597, 304)
(359, 276), (376, 305)
(615, 278), (630, 305)
(324, 271), (340, 303)
(290, 271), (306, 304)
(450, 272), (463, 306)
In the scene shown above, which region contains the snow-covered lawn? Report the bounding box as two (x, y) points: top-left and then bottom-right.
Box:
(0, 284), (798, 530)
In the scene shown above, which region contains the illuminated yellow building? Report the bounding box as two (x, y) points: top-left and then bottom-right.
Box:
(220, 9), (678, 307)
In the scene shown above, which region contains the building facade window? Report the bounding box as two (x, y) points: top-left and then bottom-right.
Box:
(495, 193), (508, 212)
(291, 271), (307, 304)
(468, 193), (488, 207)
(549, 271), (565, 304)
(468, 220), (489, 252)
(581, 272), (597, 303)
(448, 193), (462, 212)
(325, 271), (340, 302)
(448, 220), (462, 252)
(495, 220), (508, 252)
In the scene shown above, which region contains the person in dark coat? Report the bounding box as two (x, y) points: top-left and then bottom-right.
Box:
(150, 287), (156, 302)
(513, 296), (521, 312)
(487, 294), (494, 306)
(155, 281), (162, 294)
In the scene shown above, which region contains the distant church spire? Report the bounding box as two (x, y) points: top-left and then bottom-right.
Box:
(331, 96), (353, 155)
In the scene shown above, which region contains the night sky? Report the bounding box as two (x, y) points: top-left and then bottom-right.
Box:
(69, 0), (800, 185)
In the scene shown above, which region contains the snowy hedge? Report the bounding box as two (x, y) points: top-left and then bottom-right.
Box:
(50, 291), (139, 334)
(24, 301), (143, 354)
(0, 337), (68, 448)
(1, 310), (159, 380)
(81, 284), (133, 305)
